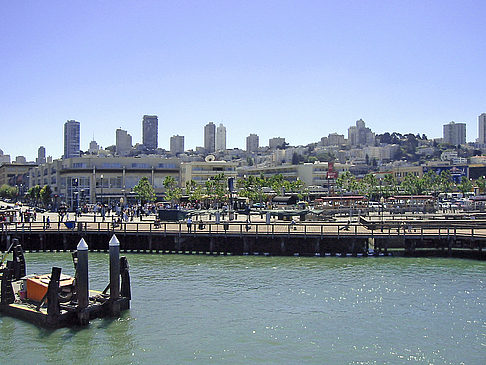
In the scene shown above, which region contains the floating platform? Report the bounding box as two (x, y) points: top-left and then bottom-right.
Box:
(0, 236), (131, 328)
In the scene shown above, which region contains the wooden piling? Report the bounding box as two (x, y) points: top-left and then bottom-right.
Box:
(109, 234), (121, 316)
(76, 238), (89, 309)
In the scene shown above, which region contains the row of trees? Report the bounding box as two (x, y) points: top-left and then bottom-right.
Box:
(236, 174), (306, 204)
(336, 170), (477, 200)
(133, 173), (309, 207)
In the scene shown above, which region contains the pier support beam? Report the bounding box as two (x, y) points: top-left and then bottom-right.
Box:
(209, 238), (215, 252)
(243, 238), (249, 253)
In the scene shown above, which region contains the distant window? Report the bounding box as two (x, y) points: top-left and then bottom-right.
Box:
(158, 163), (177, 169)
(102, 163), (122, 169)
(132, 163), (150, 169)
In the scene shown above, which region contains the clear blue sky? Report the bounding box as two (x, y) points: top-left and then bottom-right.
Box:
(1, 0), (485, 161)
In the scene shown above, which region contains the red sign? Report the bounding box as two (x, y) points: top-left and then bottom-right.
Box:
(327, 162), (338, 179)
(327, 171), (339, 179)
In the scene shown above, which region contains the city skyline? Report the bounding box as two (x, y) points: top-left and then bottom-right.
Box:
(1, 1), (485, 160)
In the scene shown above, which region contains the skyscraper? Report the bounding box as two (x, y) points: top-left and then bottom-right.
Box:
(142, 115), (158, 150)
(170, 135), (185, 155)
(443, 121), (466, 146)
(64, 120), (80, 159)
(216, 123), (226, 151)
(478, 113), (486, 145)
(246, 134), (259, 152)
(116, 128), (132, 156)
(204, 122), (216, 153)
(36, 146), (46, 164)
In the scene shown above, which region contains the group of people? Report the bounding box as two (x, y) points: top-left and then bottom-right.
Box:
(185, 217), (207, 232)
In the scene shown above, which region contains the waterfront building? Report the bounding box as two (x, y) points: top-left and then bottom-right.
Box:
(478, 113), (486, 145)
(347, 119), (374, 147)
(116, 128), (133, 156)
(180, 160), (237, 187)
(204, 122), (216, 153)
(142, 115), (158, 150)
(36, 146), (46, 165)
(443, 121), (466, 146)
(63, 120), (80, 159)
(170, 135), (185, 155)
(246, 134), (259, 153)
(29, 156), (180, 209)
(216, 123), (226, 151)
(269, 137), (286, 149)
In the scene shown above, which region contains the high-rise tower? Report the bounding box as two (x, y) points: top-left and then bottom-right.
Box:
(478, 113), (486, 145)
(142, 115), (158, 150)
(246, 134), (259, 152)
(443, 121), (466, 146)
(63, 120), (80, 159)
(36, 146), (46, 164)
(170, 135), (185, 155)
(216, 123), (226, 151)
(116, 128), (132, 156)
(204, 122), (216, 153)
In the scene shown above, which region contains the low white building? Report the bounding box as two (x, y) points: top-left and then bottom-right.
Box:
(180, 160), (237, 187)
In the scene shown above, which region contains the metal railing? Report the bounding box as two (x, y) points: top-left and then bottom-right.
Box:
(2, 219), (486, 239)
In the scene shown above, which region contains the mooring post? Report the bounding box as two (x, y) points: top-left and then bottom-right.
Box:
(109, 235), (120, 300)
(47, 266), (61, 324)
(109, 234), (121, 316)
(76, 238), (89, 309)
(120, 256), (131, 303)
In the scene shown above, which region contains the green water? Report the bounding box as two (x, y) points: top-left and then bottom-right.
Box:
(0, 253), (485, 364)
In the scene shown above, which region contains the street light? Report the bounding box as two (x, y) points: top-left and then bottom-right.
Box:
(100, 174), (104, 206)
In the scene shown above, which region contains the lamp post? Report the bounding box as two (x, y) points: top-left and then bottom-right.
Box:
(100, 174), (104, 206)
(379, 178), (384, 231)
(80, 189), (85, 213)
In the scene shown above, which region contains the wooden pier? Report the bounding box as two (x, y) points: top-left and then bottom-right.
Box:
(1, 217), (485, 259)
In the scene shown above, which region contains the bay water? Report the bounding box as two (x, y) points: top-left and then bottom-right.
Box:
(0, 253), (484, 364)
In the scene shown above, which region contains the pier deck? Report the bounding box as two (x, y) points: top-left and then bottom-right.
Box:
(1, 216), (485, 259)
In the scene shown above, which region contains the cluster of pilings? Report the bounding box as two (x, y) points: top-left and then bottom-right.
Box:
(0, 235), (131, 328)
